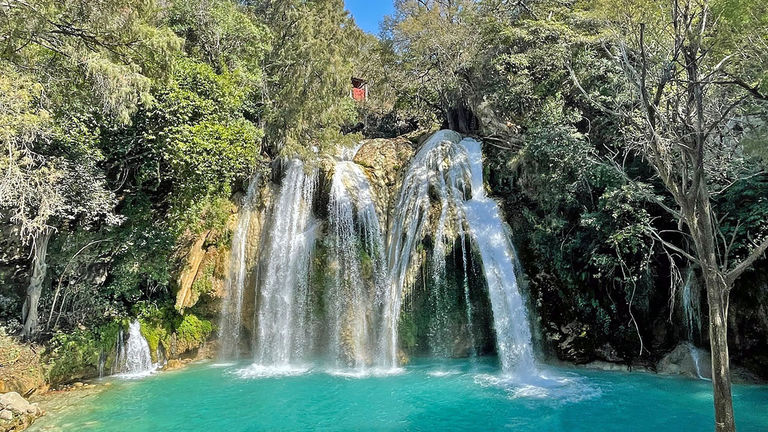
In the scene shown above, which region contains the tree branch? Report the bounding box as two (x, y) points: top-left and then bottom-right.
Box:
(726, 235), (768, 285)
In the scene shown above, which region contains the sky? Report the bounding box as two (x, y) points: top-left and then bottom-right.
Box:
(345, 0), (395, 35)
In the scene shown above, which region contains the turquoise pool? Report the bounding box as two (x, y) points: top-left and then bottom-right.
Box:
(29, 358), (768, 431)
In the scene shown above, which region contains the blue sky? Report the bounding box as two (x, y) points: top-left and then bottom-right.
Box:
(345, 0), (395, 35)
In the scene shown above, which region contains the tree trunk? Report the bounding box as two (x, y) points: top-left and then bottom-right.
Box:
(21, 229), (52, 340)
(704, 271), (736, 432)
(686, 191), (736, 432)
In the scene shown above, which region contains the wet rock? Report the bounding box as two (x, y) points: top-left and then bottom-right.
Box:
(731, 365), (761, 384)
(353, 137), (415, 223)
(595, 343), (622, 363)
(163, 359), (185, 371)
(656, 343), (712, 379)
(549, 321), (594, 364)
(0, 391), (43, 430)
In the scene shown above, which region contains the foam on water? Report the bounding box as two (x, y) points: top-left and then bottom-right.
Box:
(234, 364), (311, 379)
(325, 367), (405, 379)
(473, 369), (601, 404)
(427, 370), (461, 377)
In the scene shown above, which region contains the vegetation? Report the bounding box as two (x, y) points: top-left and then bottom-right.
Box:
(0, 0), (766, 431)
(0, 0), (358, 341)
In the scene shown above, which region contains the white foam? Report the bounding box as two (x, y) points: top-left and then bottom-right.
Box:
(233, 364), (310, 379)
(325, 367), (405, 378)
(474, 370), (601, 404)
(113, 370), (157, 380)
(210, 362), (237, 368)
(427, 370), (461, 377)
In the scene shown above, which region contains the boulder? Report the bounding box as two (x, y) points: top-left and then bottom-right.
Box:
(656, 343), (712, 379)
(163, 359), (184, 371)
(354, 137), (416, 224)
(0, 392), (29, 414)
(0, 392), (42, 431)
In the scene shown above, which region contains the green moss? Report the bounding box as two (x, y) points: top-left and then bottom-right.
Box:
(44, 330), (100, 385)
(137, 306), (212, 361)
(175, 314), (213, 347)
(95, 319), (128, 371)
(139, 319), (171, 362)
(398, 312), (418, 352)
(191, 262), (216, 296)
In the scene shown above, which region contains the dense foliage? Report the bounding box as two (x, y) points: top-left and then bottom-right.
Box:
(0, 3), (766, 421)
(0, 0), (360, 339)
(371, 0), (768, 371)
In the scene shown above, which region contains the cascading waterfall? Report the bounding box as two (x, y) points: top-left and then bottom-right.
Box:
(679, 268), (708, 380)
(221, 132), (536, 377)
(218, 177), (260, 359)
(327, 161), (388, 368)
(680, 268), (702, 342)
(252, 160), (319, 367)
(117, 320), (155, 375)
(385, 130), (464, 362)
(461, 138), (535, 375)
(386, 130), (535, 375)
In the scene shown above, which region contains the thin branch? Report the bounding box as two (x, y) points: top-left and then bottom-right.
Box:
(726, 235), (768, 285)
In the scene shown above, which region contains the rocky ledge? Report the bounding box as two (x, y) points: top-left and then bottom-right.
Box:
(0, 392), (42, 432)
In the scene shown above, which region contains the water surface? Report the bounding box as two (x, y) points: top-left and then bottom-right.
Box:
(30, 358), (768, 431)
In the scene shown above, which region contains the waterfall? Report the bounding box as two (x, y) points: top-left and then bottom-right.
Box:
(386, 130), (535, 375)
(461, 138), (535, 375)
(217, 177), (260, 359)
(220, 133), (536, 376)
(117, 320), (155, 376)
(679, 269), (709, 380)
(252, 160), (318, 367)
(327, 161), (388, 368)
(680, 268), (702, 341)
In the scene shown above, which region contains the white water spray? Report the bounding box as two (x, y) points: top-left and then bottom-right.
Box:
(385, 130), (535, 375)
(252, 160), (318, 367)
(218, 177), (260, 359)
(117, 320), (155, 376)
(327, 161), (388, 368)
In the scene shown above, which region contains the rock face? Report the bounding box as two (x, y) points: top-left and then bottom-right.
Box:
(0, 392), (42, 431)
(0, 332), (46, 396)
(175, 229), (216, 312)
(547, 320), (594, 364)
(354, 137), (415, 228)
(656, 343), (712, 379)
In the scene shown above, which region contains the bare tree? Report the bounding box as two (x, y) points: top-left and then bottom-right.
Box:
(596, 0), (768, 430)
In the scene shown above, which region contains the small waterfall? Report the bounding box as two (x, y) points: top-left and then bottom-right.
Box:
(461, 138), (535, 375)
(327, 161), (388, 368)
(253, 160), (318, 366)
(386, 130), (535, 375)
(117, 320), (155, 375)
(680, 268), (702, 341)
(218, 177), (260, 359)
(679, 269), (709, 380)
(687, 342), (709, 380)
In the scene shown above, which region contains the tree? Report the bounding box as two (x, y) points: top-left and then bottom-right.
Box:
(592, 0), (768, 429)
(382, 0), (483, 131)
(252, 0), (361, 157)
(0, 0), (178, 338)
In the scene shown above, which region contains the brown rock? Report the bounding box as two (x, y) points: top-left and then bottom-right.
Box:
(353, 137), (416, 227)
(163, 359), (185, 371)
